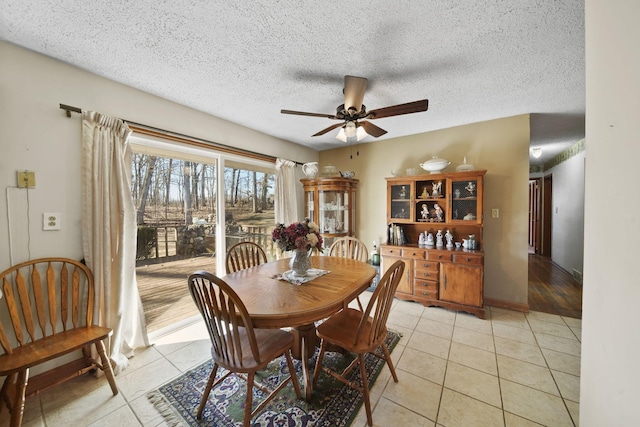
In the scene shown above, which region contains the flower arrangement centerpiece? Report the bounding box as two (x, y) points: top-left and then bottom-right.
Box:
(272, 218), (323, 253)
(272, 218), (323, 276)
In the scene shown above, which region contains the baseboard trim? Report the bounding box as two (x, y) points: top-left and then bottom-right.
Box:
(485, 298), (529, 313)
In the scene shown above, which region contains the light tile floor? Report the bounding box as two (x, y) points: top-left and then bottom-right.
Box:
(12, 297), (581, 427)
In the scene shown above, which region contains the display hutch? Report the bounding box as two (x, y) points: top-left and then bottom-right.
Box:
(301, 177), (358, 251)
(381, 170), (487, 318)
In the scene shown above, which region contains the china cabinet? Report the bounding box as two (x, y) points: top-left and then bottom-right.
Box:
(381, 170), (487, 318)
(301, 177), (358, 250)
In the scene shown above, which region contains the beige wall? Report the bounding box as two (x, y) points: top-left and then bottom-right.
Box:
(319, 115), (530, 305)
(0, 41), (319, 271)
(582, 0), (640, 424)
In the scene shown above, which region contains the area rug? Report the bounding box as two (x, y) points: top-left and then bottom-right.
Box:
(148, 331), (400, 427)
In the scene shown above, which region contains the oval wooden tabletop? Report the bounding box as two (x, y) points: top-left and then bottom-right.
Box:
(220, 256), (376, 329)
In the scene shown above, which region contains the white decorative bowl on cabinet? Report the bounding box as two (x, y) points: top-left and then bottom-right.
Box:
(420, 156), (450, 174)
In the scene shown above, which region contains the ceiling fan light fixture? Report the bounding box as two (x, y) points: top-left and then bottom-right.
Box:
(336, 122), (368, 142)
(531, 147), (543, 158)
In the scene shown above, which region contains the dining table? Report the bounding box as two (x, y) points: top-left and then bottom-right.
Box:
(220, 255), (376, 400)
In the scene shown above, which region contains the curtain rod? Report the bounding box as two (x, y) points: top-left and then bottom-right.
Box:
(59, 103), (304, 166)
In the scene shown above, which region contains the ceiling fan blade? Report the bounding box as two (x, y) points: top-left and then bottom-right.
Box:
(343, 75), (368, 113)
(359, 121), (387, 137)
(281, 109), (337, 119)
(312, 122), (345, 137)
(367, 99), (429, 119)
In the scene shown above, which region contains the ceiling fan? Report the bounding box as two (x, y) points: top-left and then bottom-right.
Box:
(281, 75), (429, 141)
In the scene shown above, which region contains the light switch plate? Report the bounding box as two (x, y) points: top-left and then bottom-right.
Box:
(491, 208), (499, 218)
(43, 212), (61, 230)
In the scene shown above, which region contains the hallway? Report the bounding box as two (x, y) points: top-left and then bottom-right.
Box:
(528, 254), (582, 319)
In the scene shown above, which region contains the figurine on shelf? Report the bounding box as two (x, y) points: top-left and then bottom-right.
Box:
(425, 232), (435, 247)
(436, 230), (444, 248)
(421, 203), (429, 220)
(465, 181), (476, 196)
(434, 203), (444, 222)
(432, 181), (442, 198)
(399, 186), (407, 199)
(420, 186), (428, 198)
(445, 229), (454, 248)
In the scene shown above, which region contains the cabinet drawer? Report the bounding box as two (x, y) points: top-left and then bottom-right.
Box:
(404, 249), (426, 260)
(414, 269), (439, 281)
(415, 260), (439, 271)
(414, 280), (438, 299)
(453, 254), (484, 265)
(426, 252), (452, 262)
(380, 246), (402, 257)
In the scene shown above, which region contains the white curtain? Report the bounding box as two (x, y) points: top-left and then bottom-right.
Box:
(81, 111), (149, 374)
(274, 158), (298, 224)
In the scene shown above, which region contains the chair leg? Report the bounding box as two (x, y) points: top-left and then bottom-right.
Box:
(244, 372), (255, 427)
(381, 342), (399, 383)
(9, 369), (28, 427)
(197, 363), (219, 419)
(312, 339), (328, 387)
(284, 351), (302, 399)
(358, 354), (373, 427)
(95, 340), (118, 395)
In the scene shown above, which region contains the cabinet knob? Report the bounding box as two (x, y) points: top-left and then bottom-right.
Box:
(466, 257), (471, 262)
(423, 273), (431, 277)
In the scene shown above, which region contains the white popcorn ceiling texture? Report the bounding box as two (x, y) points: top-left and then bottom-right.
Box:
(1, 1), (584, 164)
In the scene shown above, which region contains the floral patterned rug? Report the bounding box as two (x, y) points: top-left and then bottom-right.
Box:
(147, 331), (400, 426)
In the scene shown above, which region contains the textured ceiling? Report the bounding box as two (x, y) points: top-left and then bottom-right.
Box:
(1, 1), (584, 165)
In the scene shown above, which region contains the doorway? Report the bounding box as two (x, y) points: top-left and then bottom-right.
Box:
(542, 174), (552, 257)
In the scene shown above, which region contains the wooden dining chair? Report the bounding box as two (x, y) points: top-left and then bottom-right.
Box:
(225, 241), (268, 274)
(0, 258), (118, 427)
(328, 236), (369, 310)
(188, 271), (301, 427)
(312, 260), (405, 427)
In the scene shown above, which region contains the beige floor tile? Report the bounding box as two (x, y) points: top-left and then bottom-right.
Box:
(444, 361), (501, 408)
(494, 337), (546, 366)
(87, 404), (141, 426)
(490, 308), (531, 330)
(492, 322), (536, 345)
(565, 399), (580, 426)
(128, 394), (167, 427)
(39, 375), (128, 427)
(541, 347), (581, 376)
(528, 319), (576, 340)
(497, 355), (559, 396)
(452, 326), (494, 352)
(163, 337), (211, 372)
(570, 326), (582, 341)
(382, 368), (443, 420)
(393, 299), (426, 317)
(22, 416), (46, 427)
(534, 332), (581, 357)
(500, 379), (574, 427)
(407, 330), (452, 359)
(562, 316), (581, 328)
(448, 341), (498, 375)
(504, 412), (545, 426)
(437, 388), (505, 427)
(387, 310), (420, 330)
(416, 316), (455, 340)
(552, 370), (581, 402)
(526, 311), (565, 325)
(388, 325), (414, 347)
(422, 306), (457, 324)
(455, 312), (493, 335)
(397, 346), (447, 384)
(370, 396), (436, 427)
(124, 344), (164, 373)
(117, 357), (181, 401)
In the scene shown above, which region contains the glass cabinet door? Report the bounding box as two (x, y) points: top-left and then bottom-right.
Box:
(450, 178), (481, 223)
(319, 189), (349, 234)
(388, 182), (412, 222)
(305, 190), (315, 222)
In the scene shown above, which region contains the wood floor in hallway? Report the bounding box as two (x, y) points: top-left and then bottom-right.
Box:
(528, 253), (582, 319)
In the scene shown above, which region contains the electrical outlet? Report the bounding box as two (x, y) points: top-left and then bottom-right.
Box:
(491, 208), (499, 218)
(17, 171), (36, 188)
(43, 212), (61, 230)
